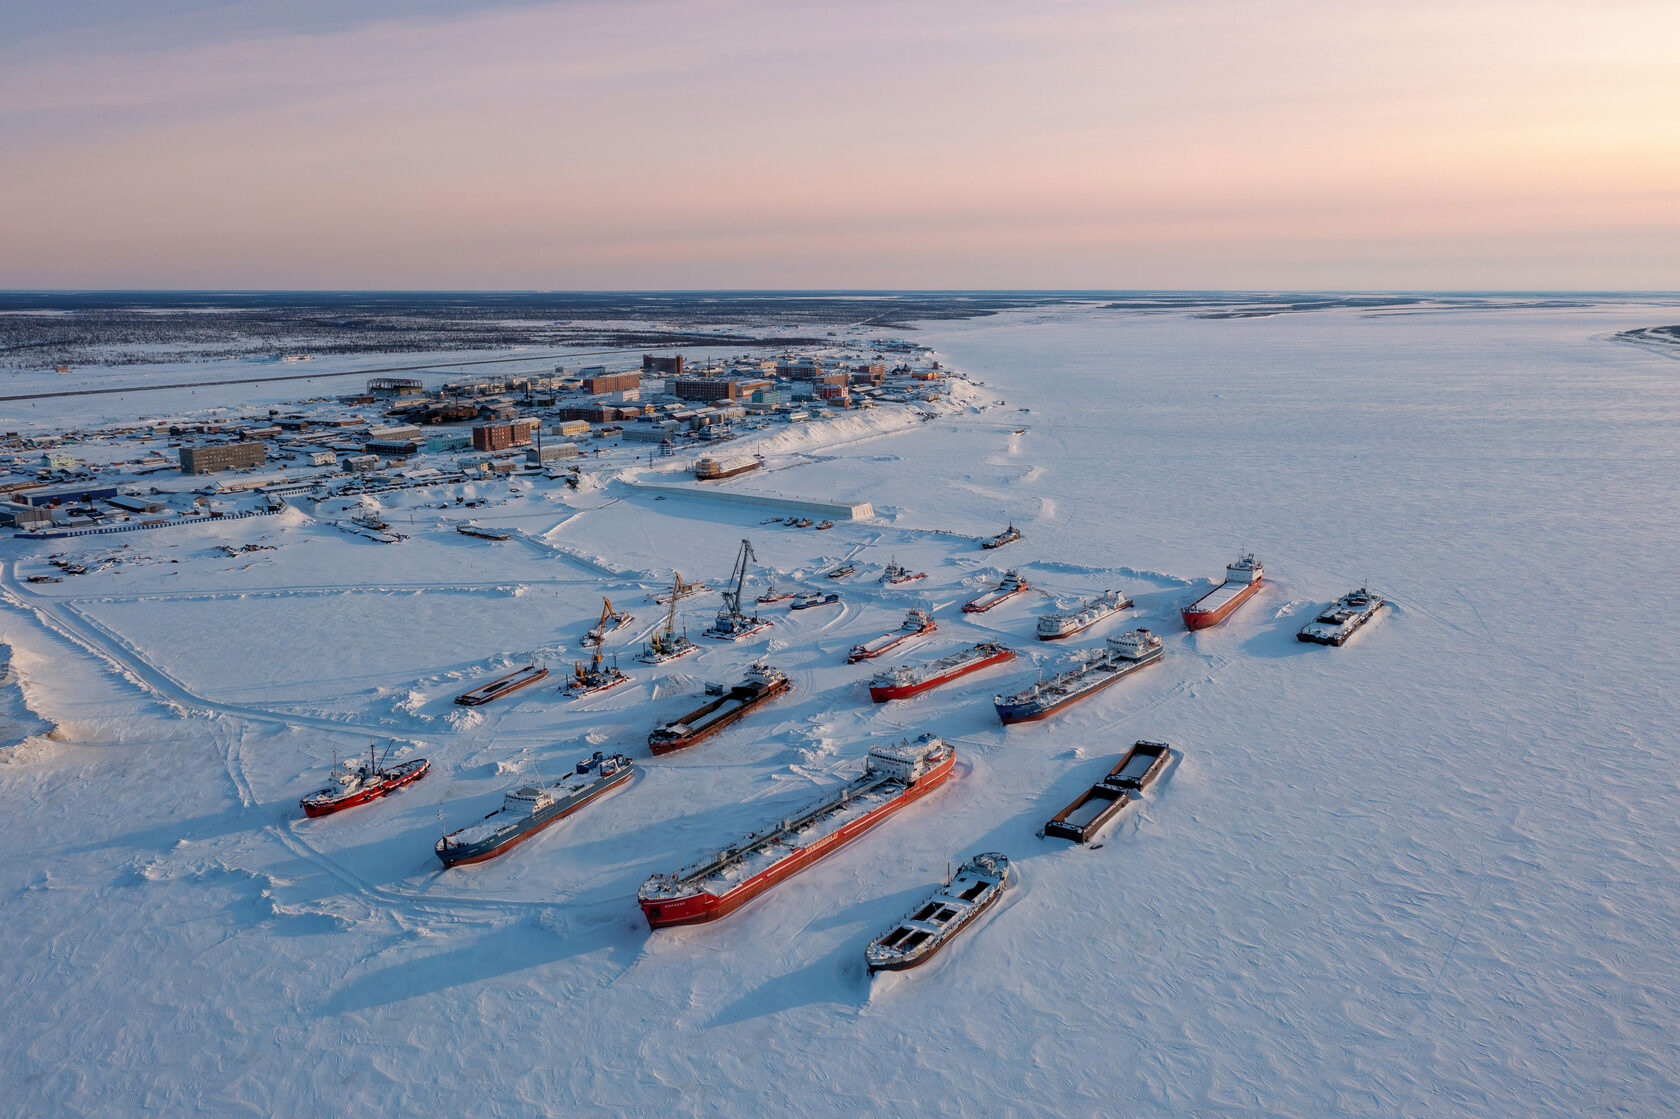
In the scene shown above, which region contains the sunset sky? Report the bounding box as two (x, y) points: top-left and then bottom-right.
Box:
(3, 0), (1677, 290)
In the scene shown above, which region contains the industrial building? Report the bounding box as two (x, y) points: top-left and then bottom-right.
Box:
(527, 442), (581, 464)
(180, 442), (267, 475)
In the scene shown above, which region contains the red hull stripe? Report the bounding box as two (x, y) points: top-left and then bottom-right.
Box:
(641, 754), (955, 928)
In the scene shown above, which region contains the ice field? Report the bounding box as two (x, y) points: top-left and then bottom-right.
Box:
(4, 297), (1680, 1115)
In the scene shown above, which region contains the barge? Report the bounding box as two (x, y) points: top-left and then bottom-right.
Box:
(1036, 589), (1131, 640)
(993, 628), (1163, 724)
(1297, 588), (1385, 646)
(435, 752), (632, 867)
(454, 663), (549, 706)
(638, 735), (955, 928)
(563, 650), (630, 697)
(1182, 553), (1263, 630)
(865, 852), (1014, 973)
(848, 607), (935, 663)
(963, 570), (1030, 613)
(648, 663), (790, 755)
(1043, 741), (1172, 843)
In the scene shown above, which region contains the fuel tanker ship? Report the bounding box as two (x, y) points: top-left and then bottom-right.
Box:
(638, 735), (955, 928)
(648, 663), (790, 755)
(434, 752), (632, 867)
(1035, 589), (1131, 640)
(1182, 553), (1263, 630)
(992, 628), (1163, 724)
(848, 607), (935, 663)
(869, 641), (1015, 702)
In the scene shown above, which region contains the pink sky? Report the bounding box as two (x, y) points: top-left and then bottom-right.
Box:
(2, 0), (1677, 289)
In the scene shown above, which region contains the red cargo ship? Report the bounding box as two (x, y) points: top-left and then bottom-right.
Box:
(868, 642), (1015, 702)
(1182, 554), (1263, 630)
(638, 736), (954, 928)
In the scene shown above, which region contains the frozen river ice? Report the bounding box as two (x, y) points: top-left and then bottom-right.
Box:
(3, 297), (1679, 1115)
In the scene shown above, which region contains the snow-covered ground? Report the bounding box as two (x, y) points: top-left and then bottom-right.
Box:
(5, 298), (1680, 1115)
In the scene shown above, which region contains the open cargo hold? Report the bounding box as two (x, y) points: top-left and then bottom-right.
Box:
(1044, 740), (1173, 842)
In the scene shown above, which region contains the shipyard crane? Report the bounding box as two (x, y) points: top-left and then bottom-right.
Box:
(721, 539), (757, 616)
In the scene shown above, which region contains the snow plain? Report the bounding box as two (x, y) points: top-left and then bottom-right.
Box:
(4, 298), (1680, 1116)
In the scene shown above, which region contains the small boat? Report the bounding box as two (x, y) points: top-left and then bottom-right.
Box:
(963, 569), (1029, 613)
(848, 607), (935, 662)
(1043, 741), (1172, 843)
(1182, 553), (1263, 630)
(300, 743), (429, 818)
(1297, 588), (1385, 646)
(881, 558), (927, 584)
(815, 520), (834, 530)
(789, 591), (840, 610)
(435, 752), (633, 867)
(865, 853), (1014, 973)
(794, 518), (814, 528)
(826, 564), (857, 579)
(563, 650), (631, 696)
(454, 662), (549, 706)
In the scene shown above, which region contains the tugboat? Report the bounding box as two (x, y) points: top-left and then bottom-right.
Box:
(848, 607), (936, 662)
(963, 570), (1030, 613)
(993, 629), (1163, 724)
(1297, 587), (1385, 646)
(435, 752), (633, 867)
(453, 663), (549, 706)
(648, 663), (791, 754)
(638, 581), (698, 664)
(756, 584), (797, 604)
(826, 563), (857, 580)
(1036, 589), (1132, 640)
(865, 852), (1014, 973)
(880, 558), (927, 584)
(1182, 554), (1264, 631)
(703, 539), (773, 640)
(789, 591), (840, 610)
(869, 642), (1016, 701)
(981, 524), (1021, 550)
(562, 649), (631, 696)
(300, 742), (430, 818)
(581, 597), (634, 646)
(638, 735), (955, 928)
